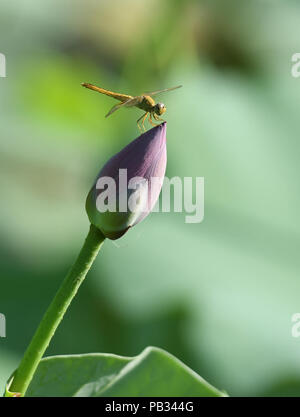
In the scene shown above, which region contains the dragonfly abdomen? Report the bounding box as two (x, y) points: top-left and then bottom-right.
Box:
(81, 83), (132, 102)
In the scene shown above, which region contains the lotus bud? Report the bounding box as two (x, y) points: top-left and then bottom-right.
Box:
(86, 123), (167, 239)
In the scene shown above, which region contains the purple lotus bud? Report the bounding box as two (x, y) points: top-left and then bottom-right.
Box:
(86, 123), (167, 239)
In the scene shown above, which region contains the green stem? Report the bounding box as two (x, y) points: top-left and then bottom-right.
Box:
(7, 224), (105, 397)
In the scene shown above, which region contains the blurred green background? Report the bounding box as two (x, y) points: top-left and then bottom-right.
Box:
(1, 0), (300, 397)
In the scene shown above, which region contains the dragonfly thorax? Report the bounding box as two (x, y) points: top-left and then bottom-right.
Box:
(154, 102), (166, 116)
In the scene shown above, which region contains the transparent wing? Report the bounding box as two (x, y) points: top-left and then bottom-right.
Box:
(105, 96), (141, 117)
(144, 85), (182, 97)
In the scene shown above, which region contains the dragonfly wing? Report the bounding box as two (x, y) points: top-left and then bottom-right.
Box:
(144, 85), (182, 97)
(105, 97), (141, 117)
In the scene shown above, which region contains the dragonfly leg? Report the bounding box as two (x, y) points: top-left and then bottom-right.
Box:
(148, 113), (159, 127)
(141, 112), (149, 131)
(153, 113), (165, 122)
(137, 112), (148, 131)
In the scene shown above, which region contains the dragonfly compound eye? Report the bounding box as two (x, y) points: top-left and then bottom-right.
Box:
(155, 103), (166, 115)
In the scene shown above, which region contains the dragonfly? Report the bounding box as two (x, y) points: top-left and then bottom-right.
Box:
(81, 82), (182, 131)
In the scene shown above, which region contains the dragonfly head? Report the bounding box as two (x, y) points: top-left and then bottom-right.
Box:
(154, 102), (166, 116)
